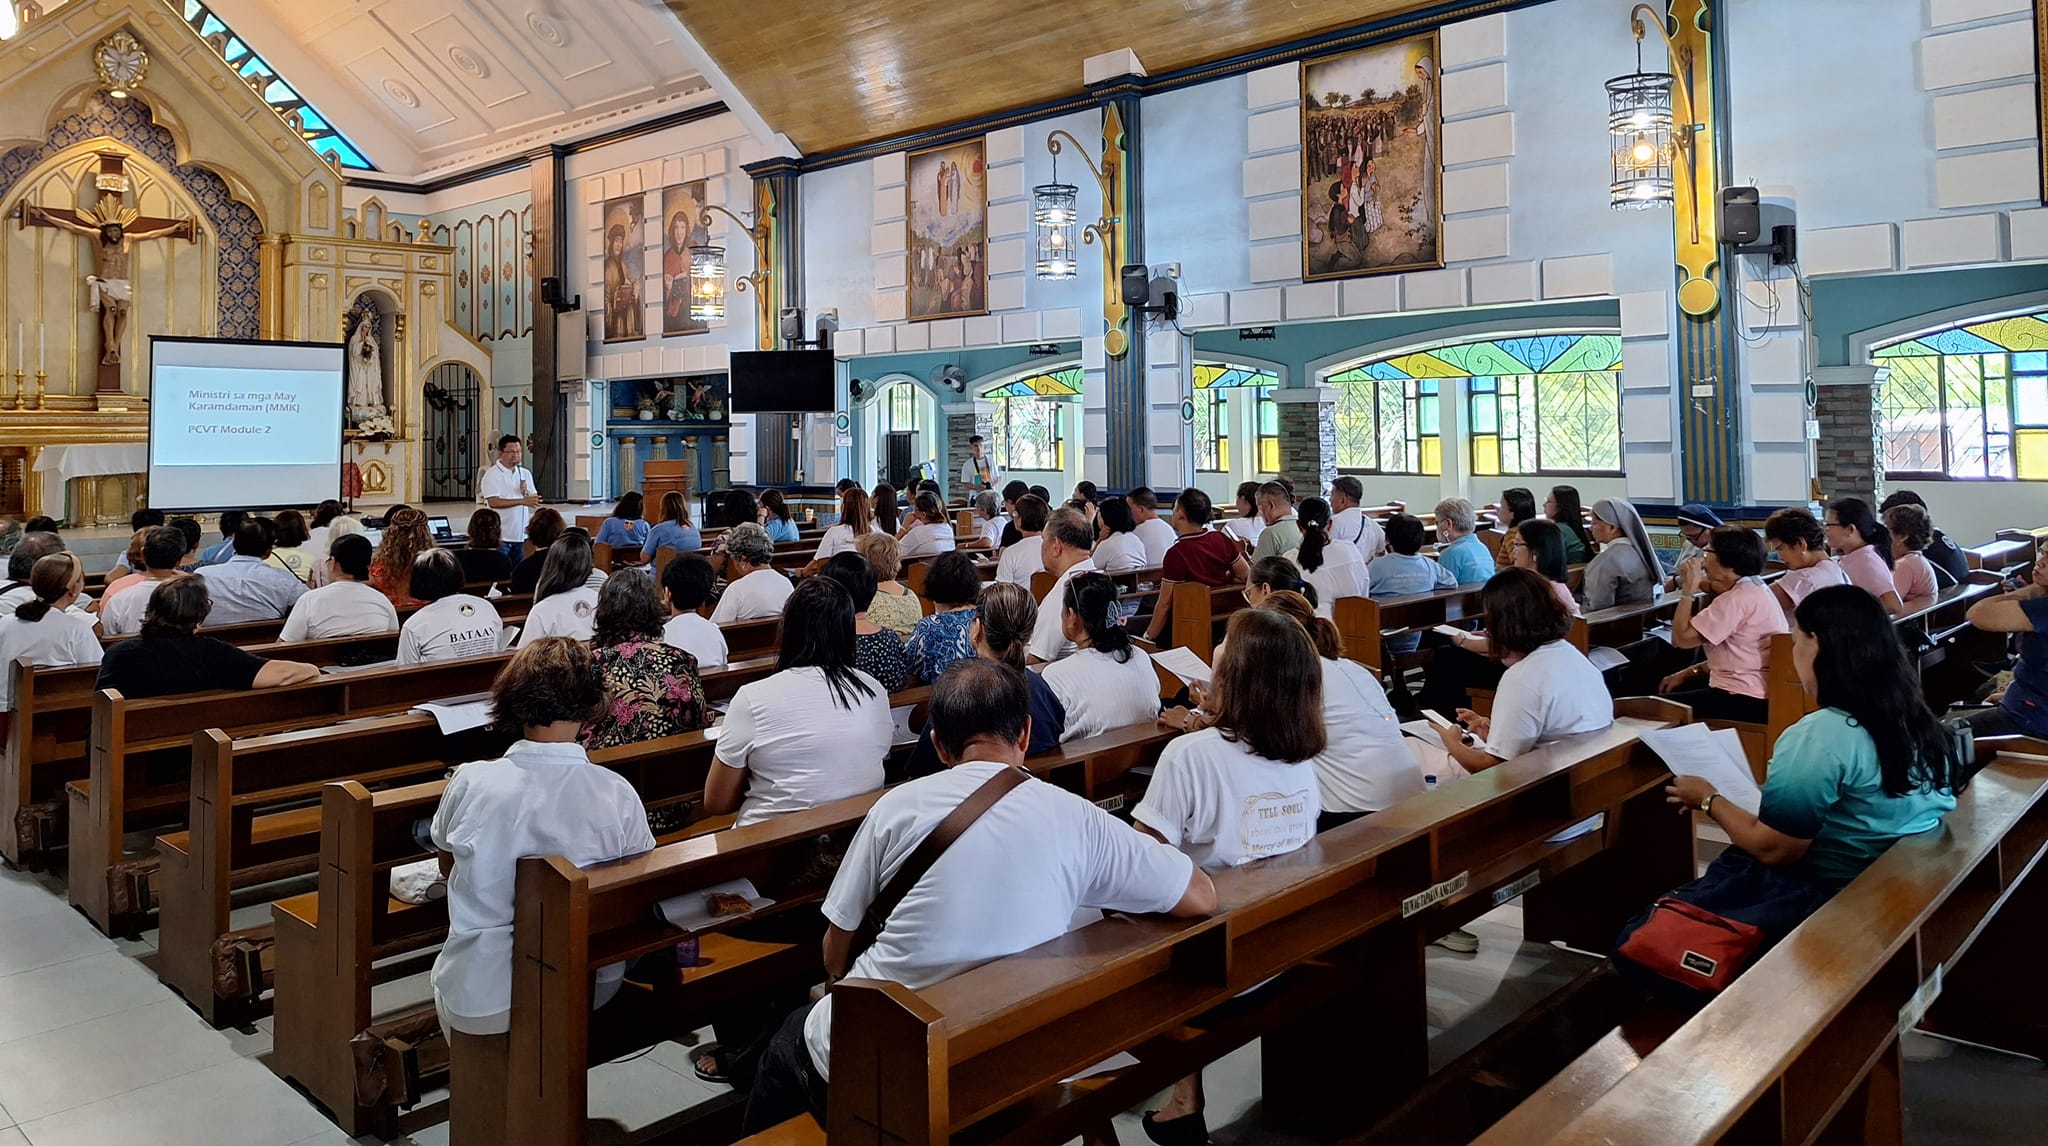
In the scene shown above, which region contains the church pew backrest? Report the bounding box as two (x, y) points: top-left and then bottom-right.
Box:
(1337, 586), (1487, 674)
(2, 619), (528, 870)
(1966, 537), (2033, 572)
(826, 719), (1690, 1144)
(1475, 748), (2048, 1145)
(70, 653), (512, 933)
(494, 714), (1212, 1146)
(97, 594), (537, 649)
(1169, 581), (1249, 661)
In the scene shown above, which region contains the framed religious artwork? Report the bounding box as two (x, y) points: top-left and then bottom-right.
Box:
(659, 181), (710, 336)
(1299, 31), (1444, 281)
(600, 193), (646, 343)
(905, 138), (989, 321)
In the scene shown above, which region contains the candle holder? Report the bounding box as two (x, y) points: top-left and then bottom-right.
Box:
(2, 371), (17, 412)
(30, 371), (45, 411)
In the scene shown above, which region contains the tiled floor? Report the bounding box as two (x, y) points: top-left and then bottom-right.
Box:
(0, 857), (2040, 1144)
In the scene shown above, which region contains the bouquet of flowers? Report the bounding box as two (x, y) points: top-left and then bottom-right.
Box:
(354, 412), (397, 440)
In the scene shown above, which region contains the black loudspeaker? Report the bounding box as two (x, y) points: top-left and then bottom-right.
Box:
(1721, 187), (1762, 246)
(1120, 264), (1151, 306)
(539, 276), (578, 312)
(779, 307), (805, 342)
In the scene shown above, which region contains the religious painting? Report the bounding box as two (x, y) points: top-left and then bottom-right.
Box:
(1300, 32), (1443, 281)
(905, 139), (988, 321)
(601, 193), (645, 343)
(660, 182), (710, 336)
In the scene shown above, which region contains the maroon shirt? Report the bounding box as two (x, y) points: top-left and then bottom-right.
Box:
(1162, 529), (1242, 585)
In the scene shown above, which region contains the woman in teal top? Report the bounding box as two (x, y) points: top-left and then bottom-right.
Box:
(1668, 584), (1963, 890)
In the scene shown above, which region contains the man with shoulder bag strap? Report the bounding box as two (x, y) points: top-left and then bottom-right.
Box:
(739, 659), (1218, 1133)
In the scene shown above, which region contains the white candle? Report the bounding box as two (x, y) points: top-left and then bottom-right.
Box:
(38, 323), (44, 373)
(14, 323), (20, 373)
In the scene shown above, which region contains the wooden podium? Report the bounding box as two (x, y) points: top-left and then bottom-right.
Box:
(642, 459), (691, 512)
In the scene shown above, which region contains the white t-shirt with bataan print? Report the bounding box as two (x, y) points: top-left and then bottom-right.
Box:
(1133, 726), (1321, 872)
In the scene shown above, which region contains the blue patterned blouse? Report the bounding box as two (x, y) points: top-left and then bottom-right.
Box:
(904, 608), (977, 685)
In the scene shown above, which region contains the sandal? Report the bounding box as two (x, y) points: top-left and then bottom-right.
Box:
(692, 1042), (731, 1084)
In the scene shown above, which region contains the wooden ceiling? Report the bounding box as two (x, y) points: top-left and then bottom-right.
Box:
(664, 0), (1438, 155)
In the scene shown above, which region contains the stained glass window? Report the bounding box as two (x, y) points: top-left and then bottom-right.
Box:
(1192, 363), (1277, 474)
(994, 400), (1064, 471)
(175, 0), (375, 170)
(985, 366), (1075, 472)
(1328, 334), (1623, 477)
(1873, 310), (2048, 480)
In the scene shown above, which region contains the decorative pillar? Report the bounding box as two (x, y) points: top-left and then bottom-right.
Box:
(747, 156), (803, 352)
(1812, 365), (1884, 504)
(1667, 0), (1743, 505)
(1092, 78), (1146, 491)
(1271, 387), (1339, 499)
(942, 400), (996, 500)
(528, 144), (570, 495)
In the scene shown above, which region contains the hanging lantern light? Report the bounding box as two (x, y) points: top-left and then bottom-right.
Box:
(689, 243), (727, 321)
(1033, 149), (1080, 280)
(1606, 68), (1675, 210)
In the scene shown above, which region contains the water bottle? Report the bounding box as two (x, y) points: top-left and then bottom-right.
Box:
(1424, 773), (1438, 791)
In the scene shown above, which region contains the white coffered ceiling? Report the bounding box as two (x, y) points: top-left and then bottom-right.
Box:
(51, 0), (721, 180)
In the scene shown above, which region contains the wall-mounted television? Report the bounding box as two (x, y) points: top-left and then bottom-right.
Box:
(729, 349), (835, 414)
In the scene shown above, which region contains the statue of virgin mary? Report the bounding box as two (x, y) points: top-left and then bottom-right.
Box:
(346, 313), (387, 423)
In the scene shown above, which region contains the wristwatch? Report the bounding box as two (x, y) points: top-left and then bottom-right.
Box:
(1699, 793), (1719, 816)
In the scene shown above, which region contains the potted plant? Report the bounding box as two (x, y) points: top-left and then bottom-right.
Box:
(636, 396), (657, 421)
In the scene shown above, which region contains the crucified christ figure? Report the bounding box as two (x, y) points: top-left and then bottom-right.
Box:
(21, 196), (196, 365)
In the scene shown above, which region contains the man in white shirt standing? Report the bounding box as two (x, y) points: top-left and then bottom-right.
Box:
(1327, 475), (1386, 562)
(279, 534), (400, 642)
(1128, 487), (1178, 567)
(1026, 508), (1099, 664)
(956, 434), (999, 495)
(741, 658), (1216, 1134)
(478, 435), (541, 562)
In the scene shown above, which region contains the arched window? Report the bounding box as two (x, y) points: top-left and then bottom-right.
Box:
(878, 380), (926, 438)
(1192, 364), (1280, 473)
(984, 366), (1078, 472)
(1327, 334), (1623, 477)
(1874, 309), (2048, 480)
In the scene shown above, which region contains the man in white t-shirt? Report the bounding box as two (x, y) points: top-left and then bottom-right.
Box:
(477, 435), (541, 557)
(740, 659), (1214, 1133)
(1128, 487), (1178, 568)
(1026, 508), (1099, 664)
(279, 534), (400, 643)
(956, 434), (1000, 494)
(96, 527), (186, 636)
(708, 523), (793, 624)
(1327, 475), (1386, 562)
(994, 494), (1049, 587)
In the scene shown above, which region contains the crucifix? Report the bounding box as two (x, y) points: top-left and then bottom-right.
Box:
(18, 150), (197, 394)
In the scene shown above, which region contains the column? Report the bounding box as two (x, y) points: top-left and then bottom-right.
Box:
(1673, 0), (1743, 505)
(528, 145), (570, 495)
(746, 156), (803, 352)
(1271, 388), (1338, 499)
(1813, 366), (1884, 503)
(1092, 77), (1146, 491)
(942, 401), (995, 500)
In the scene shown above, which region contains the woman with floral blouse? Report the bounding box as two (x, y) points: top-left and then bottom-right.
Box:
(904, 550), (981, 684)
(580, 571), (709, 751)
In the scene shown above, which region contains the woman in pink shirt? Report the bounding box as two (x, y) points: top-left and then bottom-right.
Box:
(1763, 508), (1848, 622)
(1882, 503), (1940, 615)
(1825, 498), (1903, 616)
(1660, 526), (1789, 723)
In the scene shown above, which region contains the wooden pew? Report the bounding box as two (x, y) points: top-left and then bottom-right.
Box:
(157, 653), (791, 1024)
(96, 594), (537, 650)
(1168, 581), (1249, 660)
(814, 720), (1689, 1145)
(493, 716), (1206, 1146)
(2, 623), (505, 872)
(1966, 537), (2033, 572)
(1475, 743), (2048, 1145)
(1334, 585), (1487, 674)
(68, 655), (513, 934)
(276, 715), (1168, 1139)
